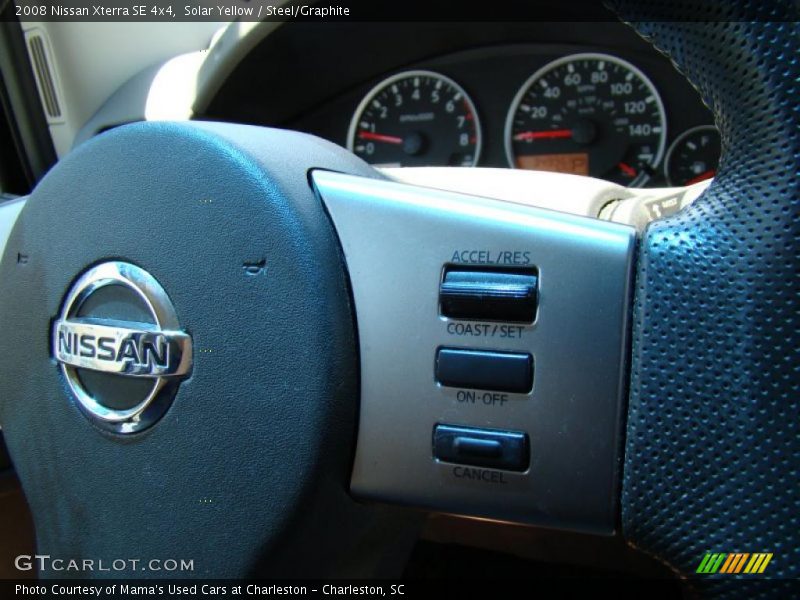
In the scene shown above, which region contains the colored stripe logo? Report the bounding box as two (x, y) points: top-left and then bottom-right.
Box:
(696, 553), (773, 574)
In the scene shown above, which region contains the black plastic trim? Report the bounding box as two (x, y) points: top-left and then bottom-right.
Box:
(0, 10), (57, 191)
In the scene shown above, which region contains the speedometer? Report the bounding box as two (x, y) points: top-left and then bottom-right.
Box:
(347, 70), (482, 168)
(505, 53), (666, 186)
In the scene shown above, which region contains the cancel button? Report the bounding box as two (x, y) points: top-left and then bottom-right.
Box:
(433, 423), (529, 472)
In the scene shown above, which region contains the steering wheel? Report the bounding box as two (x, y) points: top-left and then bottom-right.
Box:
(0, 1), (797, 591)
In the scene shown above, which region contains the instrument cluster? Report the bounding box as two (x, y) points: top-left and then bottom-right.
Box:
(341, 52), (718, 188)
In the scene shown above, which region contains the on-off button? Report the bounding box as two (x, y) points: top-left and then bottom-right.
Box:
(436, 347), (533, 393)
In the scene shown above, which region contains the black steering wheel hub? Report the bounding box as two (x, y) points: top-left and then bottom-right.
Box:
(0, 121), (400, 577)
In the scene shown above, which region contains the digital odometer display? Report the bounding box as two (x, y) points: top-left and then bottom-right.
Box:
(516, 152), (589, 176)
(505, 53), (667, 186)
(347, 70), (482, 168)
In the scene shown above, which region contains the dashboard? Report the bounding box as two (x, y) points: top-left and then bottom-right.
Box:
(205, 21), (719, 188)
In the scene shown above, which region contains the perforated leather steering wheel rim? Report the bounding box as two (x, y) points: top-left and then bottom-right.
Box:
(609, 1), (799, 592)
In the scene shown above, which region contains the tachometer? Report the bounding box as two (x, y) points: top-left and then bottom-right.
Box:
(347, 70), (482, 167)
(505, 53), (666, 186)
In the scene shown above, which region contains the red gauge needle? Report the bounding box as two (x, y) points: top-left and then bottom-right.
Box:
(358, 131), (403, 145)
(685, 169), (716, 185)
(513, 129), (572, 141)
(618, 162), (638, 177)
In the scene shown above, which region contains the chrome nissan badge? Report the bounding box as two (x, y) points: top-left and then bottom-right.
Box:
(53, 261), (192, 433)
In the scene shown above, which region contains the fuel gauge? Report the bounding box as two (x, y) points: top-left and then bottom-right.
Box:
(664, 125), (720, 186)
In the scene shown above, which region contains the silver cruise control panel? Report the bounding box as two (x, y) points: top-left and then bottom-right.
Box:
(314, 170), (636, 534)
